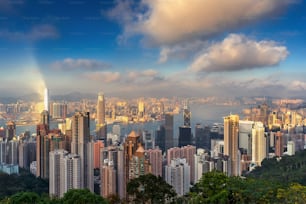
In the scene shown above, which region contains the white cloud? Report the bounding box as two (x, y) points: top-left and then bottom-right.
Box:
(188, 34), (288, 72)
(51, 58), (111, 71)
(82, 71), (121, 83)
(159, 40), (208, 63)
(0, 24), (58, 41)
(111, 0), (293, 45)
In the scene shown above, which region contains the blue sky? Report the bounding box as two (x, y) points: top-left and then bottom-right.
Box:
(0, 0), (305, 98)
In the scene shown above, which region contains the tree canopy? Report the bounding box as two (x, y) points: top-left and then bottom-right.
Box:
(127, 173), (177, 204)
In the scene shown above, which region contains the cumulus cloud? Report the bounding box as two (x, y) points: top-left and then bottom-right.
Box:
(51, 58), (111, 71)
(110, 0), (293, 45)
(0, 24), (58, 41)
(82, 71), (121, 83)
(188, 34), (288, 72)
(159, 40), (208, 63)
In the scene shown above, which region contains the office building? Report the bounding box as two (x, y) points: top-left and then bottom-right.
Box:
(5, 121), (16, 141)
(195, 124), (211, 150)
(165, 113), (174, 150)
(96, 92), (107, 141)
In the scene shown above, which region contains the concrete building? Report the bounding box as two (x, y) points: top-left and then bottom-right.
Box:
(251, 122), (266, 166)
(145, 148), (162, 177)
(71, 112), (94, 192)
(224, 114), (240, 176)
(165, 158), (190, 196)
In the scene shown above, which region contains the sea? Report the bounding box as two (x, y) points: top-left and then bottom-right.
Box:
(0, 103), (248, 137)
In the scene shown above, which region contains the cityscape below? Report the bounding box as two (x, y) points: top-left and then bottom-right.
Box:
(0, 88), (306, 200)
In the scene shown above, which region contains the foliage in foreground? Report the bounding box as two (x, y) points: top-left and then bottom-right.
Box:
(0, 189), (108, 204)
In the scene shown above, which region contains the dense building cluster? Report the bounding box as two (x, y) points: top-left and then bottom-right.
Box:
(0, 91), (306, 199)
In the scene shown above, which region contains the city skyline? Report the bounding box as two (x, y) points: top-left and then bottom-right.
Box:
(0, 0), (305, 98)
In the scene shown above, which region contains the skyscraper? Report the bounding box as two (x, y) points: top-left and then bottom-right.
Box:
(275, 131), (283, 157)
(224, 114), (240, 176)
(5, 121), (16, 141)
(44, 88), (49, 112)
(179, 104), (192, 147)
(71, 112), (93, 191)
(165, 113), (174, 150)
(96, 92), (107, 141)
(100, 146), (125, 199)
(49, 149), (81, 198)
(251, 122), (266, 166)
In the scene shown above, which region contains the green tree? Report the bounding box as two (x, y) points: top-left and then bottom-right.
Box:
(7, 192), (41, 204)
(61, 189), (108, 204)
(277, 183), (306, 204)
(127, 173), (177, 204)
(189, 171), (229, 204)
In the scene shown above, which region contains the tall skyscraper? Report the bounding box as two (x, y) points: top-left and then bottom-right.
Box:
(179, 103), (192, 147)
(155, 125), (166, 153)
(195, 124), (211, 150)
(251, 122), (266, 166)
(44, 88), (49, 112)
(96, 92), (107, 141)
(165, 113), (174, 150)
(5, 121), (16, 141)
(71, 112), (94, 192)
(224, 114), (240, 176)
(36, 106), (50, 178)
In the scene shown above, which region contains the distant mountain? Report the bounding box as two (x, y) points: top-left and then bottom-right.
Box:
(0, 92), (96, 104)
(51, 92), (96, 101)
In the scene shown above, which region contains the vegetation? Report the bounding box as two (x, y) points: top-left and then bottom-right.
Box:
(0, 169), (48, 200)
(0, 189), (107, 204)
(247, 149), (306, 185)
(3, 151), (306, 204)
(127, 174), (177, 204)
(189, 171), (306, 204)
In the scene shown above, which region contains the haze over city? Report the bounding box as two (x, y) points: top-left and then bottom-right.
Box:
(0, 0), (305, 98)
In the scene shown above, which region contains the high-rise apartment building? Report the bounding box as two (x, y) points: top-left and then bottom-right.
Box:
(123, 131), (151, 198)
(224, 114), (240, 176)
(49, 149), (81, 198)
(96, 92), (107, 141)
(71, 112), (94, 192)
(275, 131), (283, 157)
(167, 145), (196, 183)
(165, 158), (190, 196)
(251, 122), (266, 166)
(145, 148), (162, 177)
(100, 145), (125, 199)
